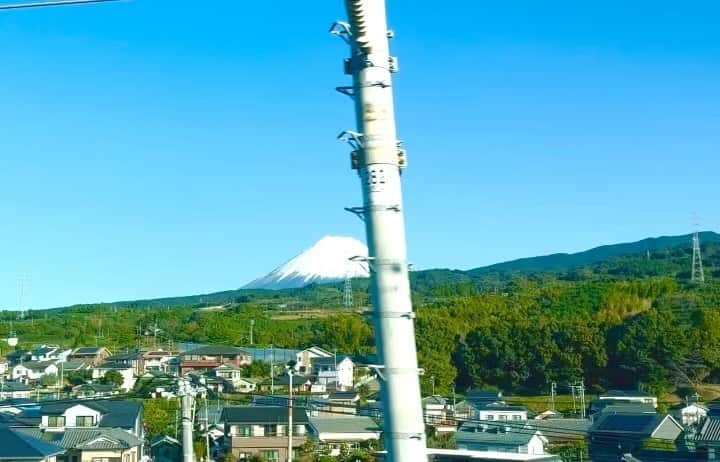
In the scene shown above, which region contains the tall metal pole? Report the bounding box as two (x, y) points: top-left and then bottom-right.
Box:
(287, 370), (294, 462)
(334, 1), (426, 460)
(180, 386), (194, 462)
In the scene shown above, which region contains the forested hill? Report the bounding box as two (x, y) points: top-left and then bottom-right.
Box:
(4, 233), (720, 398)
(41, 231), (720, 311)
(467, 231), (720, 275)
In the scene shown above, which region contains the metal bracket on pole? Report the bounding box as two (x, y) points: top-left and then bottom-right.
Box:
(338, 130), (364, 150)
(368, 365), (425, 382)
(336, 81), (390, 99)
(328, 21), (352, 44)
(344, 204), (401, 222)
(361, 310), (416, 320)
(387, 432), (425, 441)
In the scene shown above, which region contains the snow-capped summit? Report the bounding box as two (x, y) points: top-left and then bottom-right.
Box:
(243, 235), (369, 290)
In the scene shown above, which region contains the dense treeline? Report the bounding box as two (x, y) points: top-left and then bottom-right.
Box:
(2, 242), (720, 398)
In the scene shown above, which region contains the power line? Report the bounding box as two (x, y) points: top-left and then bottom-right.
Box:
(0, 0), (122, 10)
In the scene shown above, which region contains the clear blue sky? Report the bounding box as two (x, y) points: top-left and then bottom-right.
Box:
(1, 1), (719, 308)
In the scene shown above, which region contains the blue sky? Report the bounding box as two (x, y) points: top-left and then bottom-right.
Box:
(1, 1), (719, 308)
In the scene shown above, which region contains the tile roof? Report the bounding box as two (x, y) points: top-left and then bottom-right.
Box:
(599, 404), (657, 415)
(17, 427), (142, 450)
(182, 345), (249, 356)
(309, 415), (380, 434)
(0, 428), (64, 458)
(0, 381), (33, 392)
(698, 416), (720, 442)
(39, 399), (141, 429)
(590, 413), (681, 438)
(73, 347), (106, 355)
(312, 356), (351, 366)
(601, 390), (655, 399)
(422, 395), (448, 406)
(329, 391), (360, 401)
(220, 405), (309, 424)
(456, 423), (537, 447)
(16, 361), (56, 372)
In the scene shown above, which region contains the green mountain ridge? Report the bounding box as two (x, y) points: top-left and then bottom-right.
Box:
(45, 231), (720, 311)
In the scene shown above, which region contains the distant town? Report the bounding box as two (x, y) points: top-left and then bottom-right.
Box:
(1, 340), (719, 462)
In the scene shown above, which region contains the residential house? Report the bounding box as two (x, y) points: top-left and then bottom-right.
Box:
(476, 404), (529, 423)
(12, 361), (59, 383)
(0, 381), (33, 400)
(222, 405), (309, 461)
(598, 390), (658, 408)
(70, 347), (112, 366)
(30, 346), (72, 363)
(533, 410), (561, 420)
(150, 435), (182, 462)
(311, 356), (354, 390)
(591, 403), (657, 423)
(296, 346), (332, 374)
(107, 351), (145, 376)
(467, 390), (505, 408)
(268, 373), (314, 393)
(232, 377), (259, 394)
(308, 415), (381, 456)
(423, 395), (451, 425)
(142, 350), (179, 375)
(36, 400), (144, 437)
(180, 345), (251, 375)
(525, 419), (591, 445)
(15, 399), (144, 462)
(696, 416), (720, 460)
(589, 413), (683, 462)
(674, 402), (709, 427)
(18, 427), (144, 462)
(92, 362), (136, 391)
(0, 358), (10, 377)
(213, 364), (244, 388)
(0, 427), (64, 462)
(72, 384), (117, 399)
(456, 422), (548, 455)
(6, 350), (31, 366)
(328, 391), (360, 415)
(426, 448), (562, 461)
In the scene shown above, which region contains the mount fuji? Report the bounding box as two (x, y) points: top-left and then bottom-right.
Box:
(243, 235), (370, 290)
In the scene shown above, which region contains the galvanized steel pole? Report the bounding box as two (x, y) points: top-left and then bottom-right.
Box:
(334, 1), (427, 461)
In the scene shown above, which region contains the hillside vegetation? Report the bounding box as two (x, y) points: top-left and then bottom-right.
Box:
(4, 234), (720, 398)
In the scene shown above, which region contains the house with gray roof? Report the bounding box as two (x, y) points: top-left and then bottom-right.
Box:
(70, 347), (112, 366)
(309, 415), (381, 456)
(696, 416), (720, 460)
(589, 413), (683, 462)
(456, 422), (548, 455)
(221, 405), (309, 461)
(17, 427), (143, 462)
(0, 427), (64, 462)
(180, 345), (251, 375)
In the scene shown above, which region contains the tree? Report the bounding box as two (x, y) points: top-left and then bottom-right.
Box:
(242, 360), (271, 378)
(101, 370), (124, 388)
(40, 373), (58, 387)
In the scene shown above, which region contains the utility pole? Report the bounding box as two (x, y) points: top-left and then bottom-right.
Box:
(332, 1), (426, 460)
(249, 319), (255, 345)
(179, 380), (195, 462)
(286, 360), (297, 462)
(570, 384), (577, 416)
(550, 382), (557, 412)
(578, 380), (586, 419)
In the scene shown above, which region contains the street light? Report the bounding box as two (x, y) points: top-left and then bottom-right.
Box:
(285, 359), (298, 462)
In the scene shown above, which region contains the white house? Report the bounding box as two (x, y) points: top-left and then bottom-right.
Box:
(598, 390), (658, 408)
(12, 361), (59, 382)
(92, 363), (136, 391)
(30, 345), (72, 363)
(680, 403), (708, 427)
(423, 395), (451, 424)
(475, 404), (529, 422)
(0, 380), (33, 399)
(0, 357), (9, 376)
(296, 346), (333, 373)
(312, 356), (354, 390)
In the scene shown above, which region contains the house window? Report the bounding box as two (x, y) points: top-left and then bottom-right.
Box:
(76, 415), (94, 426)
(263, 424), (278, 437)
(498, 415), (508, 421)
(237, 453), (252, 460)
(486, 415), (494, 421)
(512, 415), (521, 421)
(260, 450), (279, 462)
(48, 416), (66, 427)
(234, 425), (252, 437)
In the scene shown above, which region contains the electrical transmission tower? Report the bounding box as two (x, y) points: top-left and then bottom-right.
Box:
(692, 227), (705, 283)
(343, 273), (354, 308)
